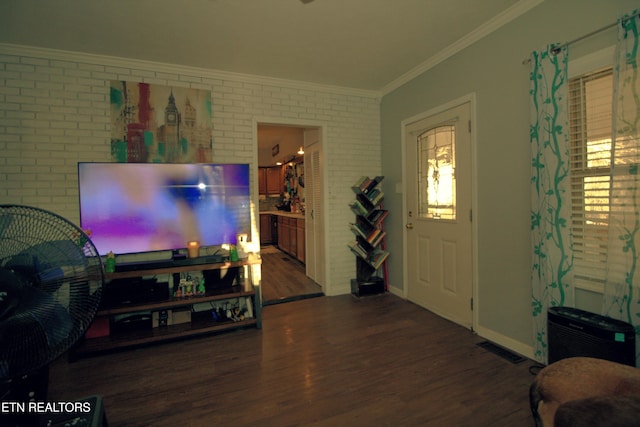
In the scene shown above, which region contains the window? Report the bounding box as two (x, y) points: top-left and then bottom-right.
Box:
(569, 68), (613, 291)
(417, 125), (456, 221)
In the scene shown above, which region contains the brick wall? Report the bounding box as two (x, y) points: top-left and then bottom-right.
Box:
(0, 45), (381, 295)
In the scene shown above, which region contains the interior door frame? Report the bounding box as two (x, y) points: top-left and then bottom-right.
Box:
(400, 93), (479, 331)
(253, 117), (328, 294)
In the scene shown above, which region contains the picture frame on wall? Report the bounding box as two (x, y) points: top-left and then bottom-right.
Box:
(110, 81), (213, 163)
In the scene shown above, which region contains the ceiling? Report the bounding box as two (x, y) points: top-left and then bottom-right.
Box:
(0, 0), (540, 93)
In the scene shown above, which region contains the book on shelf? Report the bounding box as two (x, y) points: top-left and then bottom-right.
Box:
(349, 200), (369, 216)
(368, 209), (389, 225)
(360, 178), (373, 192)
(355, 215), (374, 229)
(370, 190), (384, 206)
(353, 176), (370, 191)
(352, 176), (384, 194)
(368, 230), (386, 247)
(366, 227), (381, 244)
(367, 188), (380, 200)
(244, 296), (254, 319)
(356, 193), (374, 210)
(368, 250), (389, 269)
(362, 176), (384, 195)
(362, 182), (375, 195)
(348, 241), (368, 259)
(350, 223), (368, 240)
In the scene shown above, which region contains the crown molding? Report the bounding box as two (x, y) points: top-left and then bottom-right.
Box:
(0, 43), (382, 100)
(0, 0), (543, 100)
(380, 0), (544, 95)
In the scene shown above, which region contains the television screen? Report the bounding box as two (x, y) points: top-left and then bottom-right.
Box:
(78, 162), (251, 256)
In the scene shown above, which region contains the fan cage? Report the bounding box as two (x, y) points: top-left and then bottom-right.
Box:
(0, 205), (104, 380)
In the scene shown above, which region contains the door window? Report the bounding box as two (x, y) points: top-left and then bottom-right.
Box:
(418, 125), (456, 221)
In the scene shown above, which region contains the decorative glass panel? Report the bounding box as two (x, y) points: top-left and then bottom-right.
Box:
(417, 125), (456, 220)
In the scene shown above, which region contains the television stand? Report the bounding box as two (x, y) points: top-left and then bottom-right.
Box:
(114, 254), (226, 272)
(71, 258), (262, 359)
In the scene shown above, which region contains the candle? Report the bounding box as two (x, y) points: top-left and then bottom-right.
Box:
(187, 241), (200, 258)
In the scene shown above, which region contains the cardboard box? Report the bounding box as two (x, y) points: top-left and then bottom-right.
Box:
(172, 308), (191, 325)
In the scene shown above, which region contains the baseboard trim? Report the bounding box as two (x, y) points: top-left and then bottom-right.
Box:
(386, 286), (535, 362)
(474, 325), (535, 362)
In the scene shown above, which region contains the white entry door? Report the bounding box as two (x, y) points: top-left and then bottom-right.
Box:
(405, 101), (473, 329)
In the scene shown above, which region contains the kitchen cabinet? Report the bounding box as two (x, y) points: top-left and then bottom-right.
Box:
(296, 218), (305, 264)
(260, 214), (272, 244)
(277, 216), (291, 254)
(258, 168), (267, 194)
(270, 215), (278, 245)
(267, 167), (283, 194)
(277, 216), (284, 250)
(258, 166), (284, 195)
(277, 215), (305, 264)
(260, 214), (278, 245)
(289, 219), (297, 258)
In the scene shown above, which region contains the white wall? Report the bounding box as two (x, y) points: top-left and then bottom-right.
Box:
(0, 45), (381, 296)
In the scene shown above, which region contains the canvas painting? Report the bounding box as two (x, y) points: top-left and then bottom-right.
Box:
(110, 81), (213, 163)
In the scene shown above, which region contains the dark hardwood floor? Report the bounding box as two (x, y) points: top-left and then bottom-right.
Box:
(260, 245), (323, 305)
(49, 293), (539, 426)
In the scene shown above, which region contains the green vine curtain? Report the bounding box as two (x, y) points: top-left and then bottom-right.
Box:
(529, 44), (574, 364)
(602, 11), (640, 366)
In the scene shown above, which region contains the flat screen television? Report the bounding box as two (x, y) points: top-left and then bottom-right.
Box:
(78, 162), (251, 256)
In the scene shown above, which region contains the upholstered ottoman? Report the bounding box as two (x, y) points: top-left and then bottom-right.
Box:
(530, 357), (640, 427)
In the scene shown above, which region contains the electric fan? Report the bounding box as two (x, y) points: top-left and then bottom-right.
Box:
(0, 205), (104, 425)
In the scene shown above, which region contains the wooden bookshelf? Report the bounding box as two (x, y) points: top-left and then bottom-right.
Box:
(348, 176), (389, 296)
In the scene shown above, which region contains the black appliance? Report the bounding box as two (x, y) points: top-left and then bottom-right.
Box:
(103, 278), (169, 307)
(547, 306), (636, 366)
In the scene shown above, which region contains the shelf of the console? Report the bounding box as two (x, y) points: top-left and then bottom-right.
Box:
(74, 317), (258, 356)
(71, 258), (263, 359)
(105, 258), (261, 280)
(97, 286), (256, 316)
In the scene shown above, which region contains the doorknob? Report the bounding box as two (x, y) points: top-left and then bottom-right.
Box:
(406, 223), (414, 229)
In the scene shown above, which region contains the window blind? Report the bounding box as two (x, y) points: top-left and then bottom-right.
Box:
(569, 68), (613, 291)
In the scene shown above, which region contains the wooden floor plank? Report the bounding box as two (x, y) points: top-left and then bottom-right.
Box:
(260, 247), (323, 304)
(48, 294), (537, 426)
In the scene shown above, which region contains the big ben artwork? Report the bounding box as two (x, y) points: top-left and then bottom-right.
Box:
(110, 81), (213, 163)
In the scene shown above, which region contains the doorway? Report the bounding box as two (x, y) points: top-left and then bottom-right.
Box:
(403, 97), (475, 329)
(256, 121), (325, 305)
